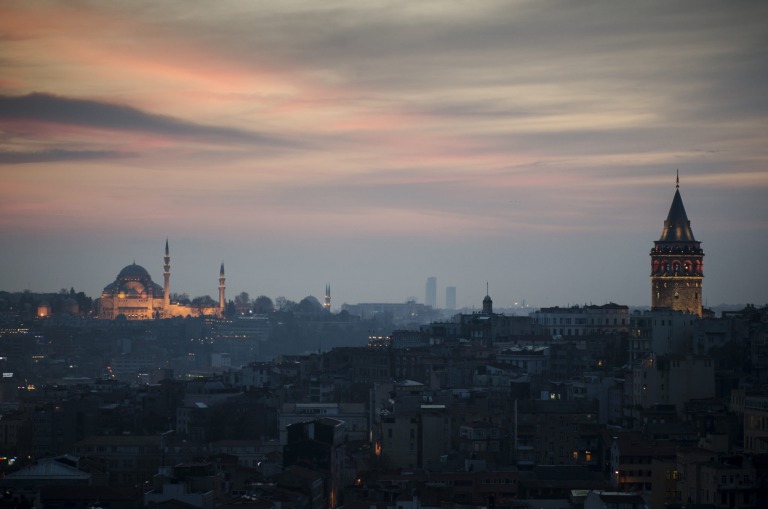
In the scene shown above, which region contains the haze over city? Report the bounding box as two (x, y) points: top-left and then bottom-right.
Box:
(1, 1), (767, 309)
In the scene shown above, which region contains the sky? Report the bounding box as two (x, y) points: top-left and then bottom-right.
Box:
(1, 1), (767, 310)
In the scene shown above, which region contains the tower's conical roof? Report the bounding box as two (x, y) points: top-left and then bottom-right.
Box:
(659, 188), (695, 242)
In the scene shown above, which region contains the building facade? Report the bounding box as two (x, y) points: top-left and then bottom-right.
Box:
(515, 400), (599, 469)
(531, 303), (629, 338)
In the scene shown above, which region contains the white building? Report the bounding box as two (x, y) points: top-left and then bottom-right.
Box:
(497, 346), (549, 375)
(531, 303), (629, 338)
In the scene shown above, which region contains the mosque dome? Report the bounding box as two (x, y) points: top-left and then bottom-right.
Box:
(102, 262), (164, 297)
(117, 263), (152, 280)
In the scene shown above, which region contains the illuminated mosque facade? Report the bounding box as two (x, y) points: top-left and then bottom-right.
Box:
(96, 240), (225, 320)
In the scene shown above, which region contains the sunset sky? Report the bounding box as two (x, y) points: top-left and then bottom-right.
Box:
(1, 1), (767, 310)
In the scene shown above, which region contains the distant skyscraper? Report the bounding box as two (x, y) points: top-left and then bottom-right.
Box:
(425, 277), (437, 308)
(650, 173), (704, 317)
(445, 286), (456, 310)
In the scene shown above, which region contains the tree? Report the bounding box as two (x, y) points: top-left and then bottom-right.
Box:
(75, 291), (93, 314)
(253, 295), (274, 314)
(170, 292), (190, 304)
(191, 295), (216, 307)
(234, 291), (251, 314)
(275, 296), (297, 313)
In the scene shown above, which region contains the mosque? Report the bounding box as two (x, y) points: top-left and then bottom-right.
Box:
(96, 240), (225, 320)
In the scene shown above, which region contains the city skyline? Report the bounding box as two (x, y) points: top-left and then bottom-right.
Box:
(1, 1), (767, 309)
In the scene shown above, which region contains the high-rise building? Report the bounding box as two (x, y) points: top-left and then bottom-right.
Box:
(650, 173), (704, 317)
(425, 276), (437, 308)
(445, 286), (456, 310)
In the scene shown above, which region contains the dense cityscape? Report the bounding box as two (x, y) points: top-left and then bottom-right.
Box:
(0, 181), (766, 509)
(3, 3), (768, 509)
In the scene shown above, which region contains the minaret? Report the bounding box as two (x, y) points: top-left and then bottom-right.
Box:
(219, 263), (226, 312)
(163, 238), (171, 307)
(323, 284), (331, 311)
(650, 172), (704, 316)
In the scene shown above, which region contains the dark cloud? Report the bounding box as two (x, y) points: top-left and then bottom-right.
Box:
(0, 149), (136, 164)
(197, 1), (767, 88)
(0, 93), (300, 148)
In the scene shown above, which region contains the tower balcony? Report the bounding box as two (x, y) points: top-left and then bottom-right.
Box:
(650, 270), (704, 277)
